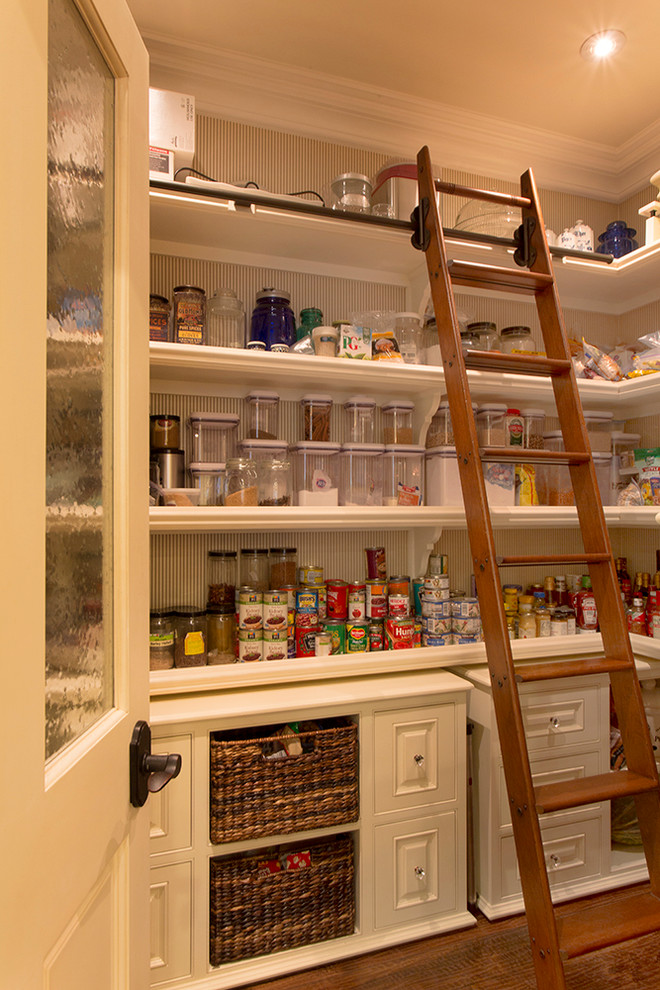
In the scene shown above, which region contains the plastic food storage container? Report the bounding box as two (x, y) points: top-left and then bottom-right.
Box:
(339, 443), (384, 506)
(476, 404), (507, 446)
(540, 431), (573, 506)
(584, 411), (614, 452)
(394, 312), (423, 364)
(343, 396), (376, 444)
(611, 431), (641, 502)
(245, 390), (280, 439)
(425, 401), (478, 448)
(300, 394), (333, 442)
(189, 412), (239, 463)
(331, 172), (372, 214)
(593, 452), (613, 506)
(425, 446), (462, 506)
(269, 547), (298, 589)
(521, 408), (546, 450)
(206, 288), (245, 348)
(188, 463), (225, 506)
(382, 444), (424, 505)
(381, 400), (415, 445)
(291, 442), (341, 506)
(161, 487), (201, 507)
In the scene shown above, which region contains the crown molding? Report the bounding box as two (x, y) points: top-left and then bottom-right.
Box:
(144, 34), (660, 203)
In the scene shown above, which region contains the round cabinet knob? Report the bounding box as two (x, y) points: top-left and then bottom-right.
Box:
(550, 854), (561, 868)
(414, 753), (425, 766)
(414, 866), (426, 879)
(550, 716), (561, 729)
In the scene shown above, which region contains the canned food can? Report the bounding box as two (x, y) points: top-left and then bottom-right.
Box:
(368, 620), (384, 651)
(413, 619), (422, 647)
(279, 585), (298, 608)
(263, 595), (287, 631)
(239, 596), (263, 630)
(423, 632), (453, 647)
(295, 610), (319, 629)
(451, 597), (480, 618)
(323, 620), (346, 654)
(238, 628), (263, 662)
(421, 587), (450, 602)
(238, 586), (262, 604)
(452, 616), (482, 637)
(454, 634), (482, 645)
(422, 615), (452, 635)
(314, 631), (333, 656)
(365, 546), (387, 580)
(388, 575), (410, 597)
(412, 578), (424, 616)
(262, 629), (288, 661)
(326, 580), (348, 620)
(385, 616), (414, 650)
(317, 584), (327, 620)
(388, 593), (410, 617)
(347, 591), (366, 621)
(366, 579), (388, 619)
(424, 575), (450, 591)
(296, 587), (319, 613)
(421, 597), (452, 618)
(295, 626), (319, 657)
(298, 564), (324, 585)
(346, 621), (370, 653)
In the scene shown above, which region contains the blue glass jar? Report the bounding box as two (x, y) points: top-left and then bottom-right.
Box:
(595, 221), (639, 258)
(249, 288), (296, 351)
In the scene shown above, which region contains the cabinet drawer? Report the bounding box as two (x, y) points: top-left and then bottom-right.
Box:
(374, 812), (457, 928)
(150, 860), (192, 985)
(497, 750), (602, 828)
(499, 815), (602, 898)
(374, 703), (456, 814)
(150, 733), (192, 855)
(519, 684), (602, 752)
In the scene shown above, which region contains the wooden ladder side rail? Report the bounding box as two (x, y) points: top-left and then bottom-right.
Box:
(416, 146), (567, 990)
(519, 171), (660, 884)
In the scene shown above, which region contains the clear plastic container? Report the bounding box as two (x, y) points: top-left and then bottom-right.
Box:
(269, 547), (298, 589)
(188, 462), (225, 506)
(499, 325), (534, 354)
(245, 390), (280, 440)
(207, 550), (237, 608)
(331, 172), (372, 214)
(467, 321), (497, 350)
(291, 441), (341, 506)
(584, 411), (614, 452)
(382, 444), (424, 506)
(300, 393), (333, 442)
(240, 548), (269, 591)
(394, 312), (423, 365)
(223, 457), (258, 507)
(425, 446), (462, 506)
(611, 431), (641, 502)
(476, 403), (507, 446)
(339, 443), (384, 506)
(206, 288), (245, 348)
(149, 609), (175, 670)
(521, 408), (546, 450)
(540, 431), (573, 506)
(173, 608), (207, 667)
(258, 458), (291, 506)
(343, 396), (376, 444)
(206, 606), (236, 664)
(593, 452), (613, 506)
(189, 412), (239, 463)
(381, 399), (415, 445)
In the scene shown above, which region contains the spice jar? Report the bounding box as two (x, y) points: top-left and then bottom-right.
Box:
(149, 294), (171, 342)
(343, 396), (376, 444)
(240, 547), (269, 591)
(499, 325), (534, 354)
(223, 457), (258, 507)
(381, 399), (415, 445)
(173, 285), (206, 345)
(245, 390), (280, 440)
(301, 394), (333, 442)
(269, 547), (298, 589)
(207, 550), (237, 607)
(206, 605), (237, 664)
(206, 288), (245, 348)
(149, 609), (175, 670)
(173, 609), (207, 667)
(150, 413), (180, 451)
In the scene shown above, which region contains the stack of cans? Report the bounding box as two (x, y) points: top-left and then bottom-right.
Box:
(421, 572), (452, 646)
(451, 597), (483, 644)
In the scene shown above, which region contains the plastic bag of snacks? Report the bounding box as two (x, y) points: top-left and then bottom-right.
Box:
(582, 338), (623, 381)
(631, 331), (660, 376)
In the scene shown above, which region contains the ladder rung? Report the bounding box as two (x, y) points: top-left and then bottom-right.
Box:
(535, 770), (659, 814)
(480, 448), (590, 465)
(496, 553), (611, 567)
(447, 259), (554, 294)
(464, 350), (572, 377)
(515, 656), (634, 682)
(557, 891), (660, 959)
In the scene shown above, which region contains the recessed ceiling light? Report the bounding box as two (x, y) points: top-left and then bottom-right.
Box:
(580, 29), (626, 61)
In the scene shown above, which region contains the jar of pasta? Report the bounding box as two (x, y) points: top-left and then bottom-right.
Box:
(300, 394), (333, 442)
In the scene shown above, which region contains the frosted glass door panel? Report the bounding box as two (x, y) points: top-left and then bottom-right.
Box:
(45, 0), (115, 760)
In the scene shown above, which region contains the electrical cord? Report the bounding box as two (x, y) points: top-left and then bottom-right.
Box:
(172, 168), (325, 205)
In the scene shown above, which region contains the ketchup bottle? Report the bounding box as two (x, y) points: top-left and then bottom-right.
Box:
(576, 575), (598, 632)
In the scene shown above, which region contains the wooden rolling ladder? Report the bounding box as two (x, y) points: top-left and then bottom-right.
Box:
(412, 145), (660, 989)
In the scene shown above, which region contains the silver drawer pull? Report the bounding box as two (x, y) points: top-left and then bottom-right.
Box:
(550, 716), (561, 729)
(550, 854), (561, 868)
(414, 866), (426, 879)
(414, 753), (425, 766)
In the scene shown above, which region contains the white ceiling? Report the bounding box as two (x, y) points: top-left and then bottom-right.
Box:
(128, 0), (660, 147)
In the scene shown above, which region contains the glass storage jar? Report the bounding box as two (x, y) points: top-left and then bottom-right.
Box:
(381, 399), (415, 445)
(245, 390), (280, 439)
(206, 288), (245, 348)
(467, 321), (498, 350)
(173, 608), (207, 667)
(269, 547), (298, 589)
(206, 605), (237, 664)
(292, 441), (341, 506)
(331, 172), (372, 214)
(189, 412), (239, 463)
(394, 312), (423, 365)
(207, 550), (237, 607)
(240, 547), (269, 591)
(150, 413), (180, 451)
(499, 325), (534, 354)
(188, 462), (225, 505)
(258, 458), (291, 506)
(343, 396), (376, 444)
(223, 457), (258, 507)
(383, 444), (424, 505)
(297, 306), (323, 341)
(476, 403), (507, 446)
(249, 288), (296, 352)
(149, 294), (171, 342)
(300, 393), (333, 442)
(339, 443), (384, 506)
(172, 285), (206, 345)
(149, 609), (175, 670)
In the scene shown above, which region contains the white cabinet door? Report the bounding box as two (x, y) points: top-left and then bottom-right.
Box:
(0, 0), (150, 986)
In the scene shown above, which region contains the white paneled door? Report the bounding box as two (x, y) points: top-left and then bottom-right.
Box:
(1, 0), (150, 986)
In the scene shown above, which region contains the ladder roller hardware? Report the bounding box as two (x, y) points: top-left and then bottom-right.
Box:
(414, 145), (660, 990)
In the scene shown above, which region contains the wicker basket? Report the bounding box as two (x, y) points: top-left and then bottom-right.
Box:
(209, 717), (359, 843)
(209, 833), (355, 966)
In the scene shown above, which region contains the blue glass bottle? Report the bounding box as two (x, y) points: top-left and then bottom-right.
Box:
(595, 221), (639, 258)
(249, 288), (296, 351)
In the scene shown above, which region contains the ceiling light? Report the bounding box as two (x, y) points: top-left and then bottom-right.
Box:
(580, 29), (626, 61)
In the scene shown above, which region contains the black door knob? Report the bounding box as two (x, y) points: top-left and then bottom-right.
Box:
(130, 720), (182, 807)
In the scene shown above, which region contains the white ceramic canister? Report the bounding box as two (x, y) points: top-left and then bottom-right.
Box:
(557, 228), (577, 249)
(572, 219), (594, 252)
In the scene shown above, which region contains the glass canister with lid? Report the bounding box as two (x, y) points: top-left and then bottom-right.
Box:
(207, 550), (237, 608)
(269, 547), (298, 589)
(240, 547), (269, 591)
(467, 321), (498, 350)
(173, 608), (208, 667)
(499, 325), (534, 354)
(339, 443), (384, 506)
(393, 312), (423, 364)
(381, 399), (415, 445)
(206, 288), (246, 348)
(172, 285), (206, 345)
(330, 173), (372, 214)
(344, 396), (376, 444)
(149, 294), (171, 342)
(300, 394), (333, 442)
(149, 609), (175, 670)
(206, 606), (237, 664)
(223, 457), (258, 506)
(249, 288), (296, 351)
(189, 412), (239, 464)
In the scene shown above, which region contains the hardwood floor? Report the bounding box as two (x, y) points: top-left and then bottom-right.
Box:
(250, 883), (660, 990)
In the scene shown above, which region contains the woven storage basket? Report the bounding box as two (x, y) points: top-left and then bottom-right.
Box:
(209, 718), (358, 843)
(209, 833), (355, 966)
